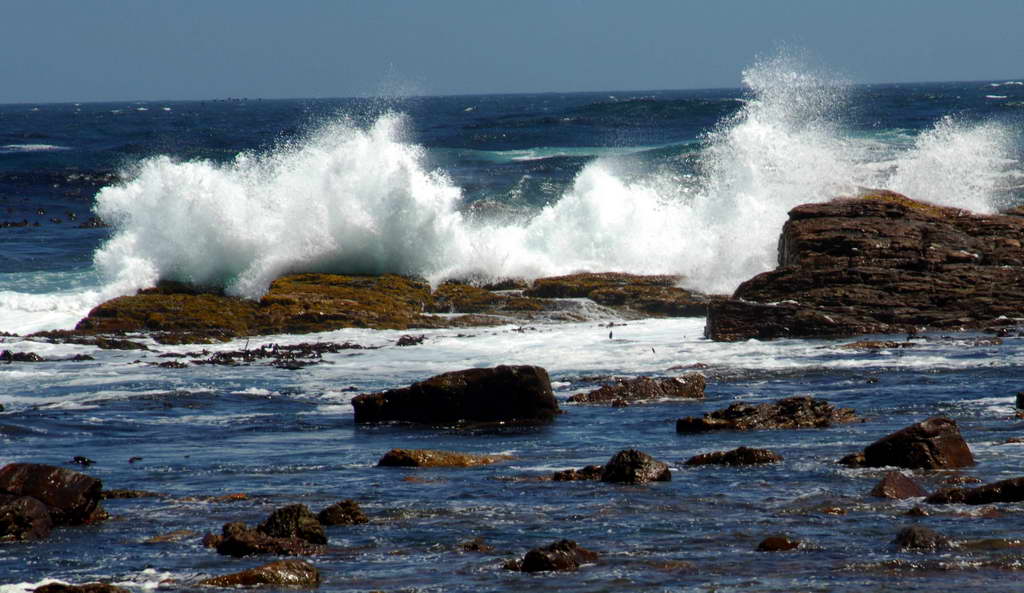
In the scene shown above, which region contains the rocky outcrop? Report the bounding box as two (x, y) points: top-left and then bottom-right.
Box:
(317, 500), (368, 526)
(257, 504), (326, 545)
(198, 559), (321, 587)
(524, 273), (712, 317)
(676, 396), (858, 433)
(0, 463), (106, 529)
(600, 449), (671, 484)
(568, 374), (705, 405)
(869, 471), (929, 499)
(377, 448), (513, 468)
(685, 446), (783, 466)
(840, 417), (974, 470)
(352, 365), (558, 426)
(506, 539), (600, 572)
(926, 476), (1024, 505)
(706, 191), (1024, 341)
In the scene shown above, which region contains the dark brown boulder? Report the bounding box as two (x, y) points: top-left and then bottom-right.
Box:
(706, 191), (1024, 341)
(685, 446), (783, 466)
(869, 471), (929, 499)
(0, 494), (53, 541)
(0, 463), (104, 526)
(317, 499), (368, 526)
(568, 374), (705, 404)
(257, 504), (326, 545)
(376, 448), (512, 467)
(352, 365), (558, 426)
(516, 539), (599, 572)
(600, 449), (671, 484)
(34, 584), (131, 593)
(215, 522), (324, 557)
(676, 396), (858, 433)
(858, 417), (974, 470)
(757, 536), (800, 552)
(926, 476), (1024, 505)
(198, 559), (321, 587)
(893, 526), (952, 550)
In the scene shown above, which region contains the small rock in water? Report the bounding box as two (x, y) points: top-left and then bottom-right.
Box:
(69, 456), (95, 467)
(509, 539), (599, 572)
(892, 526), (953, 551)
(685, 446), (782, 466)
(600, 449), (671, 484)
(757, 536), (800, 552)
(869, 471), (928, 499)
(317, 499), (368, 526)
(198, 559), (321, 587)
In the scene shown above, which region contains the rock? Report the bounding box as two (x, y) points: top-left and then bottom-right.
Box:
(551, 465), (604, 481)
(524, 273), (712, 317)
(33, 584), (131, 593)
(676, 396), (858, 433)
(377, 448), (513, 468)
(757, 536), (800, 552)
(926, 476), (1024, 505)
(568, 374), (705, 404)
(685, 446), (782, 466)
(847, 417), (974, 470)
(352, 365), (558, 426)
(317, 500), (368, 526)
(1, 350), (44, 362)
(198, 559), (321, 587)
(869, 471), (929, 499)
(892, 526), (952, 550)
(600, 449), (671, 484)
(707, 190), (1024, 341)
(516, 539), (599, 572)
(459, 537), (495, 553)
(257, 504), (326, 545)
(0, 463), (105, 526)
(0, 494), (53, 541)
(1017, 391), (1024, 410)
(215, 522), (325, 557)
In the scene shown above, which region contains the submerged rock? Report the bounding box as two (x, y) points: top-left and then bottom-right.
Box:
(568, 374), (705, 404)
(508, 539), (600, 572)
(685, 446), (783, 467)
(707, 191), (1024, 341)
(377, 448), (512, 468)
(926, 476), (1024, 505)
(841, 417), (974, 470)
(352, 365), (558, 426)
(199, 559), (321, 587)
(676, 396), (858, 433)
(869, 471), (929, 499)
(757, 535), (800, 552)
(551, 465), (604, 482)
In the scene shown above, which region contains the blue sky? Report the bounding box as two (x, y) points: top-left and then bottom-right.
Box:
(2, 0), (1022, 103)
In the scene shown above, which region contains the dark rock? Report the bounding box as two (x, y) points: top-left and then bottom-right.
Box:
(893, 526), (952, 550)
(1017, 391), (1024, 410)
(101, 489), (163, 499)
(838, 452), (866, 468)
(1, 350), (44, 362)
(552, 465), (604, 481)
(377, 448), (512, 467)
(0, 494), (53, 541)
(685, 446), (782, 466)
(707, 191), (1024, 341)
(926, 476), (1024, 505)
(676, 396), (858, 433)
(600, 449), (671, 484)
(869, 471), (929, 499)
(69, 456), (94, 467)
(568, 374), (705, 404)
(352, 365), (558, 426)
(257, 504), (326, 545)
(855, 417), (974, 470)
(757, 536), (800, 552)
(459, 536), (495, 553)
(0, 463), (105, 526)
(318, 499), (368, 525)
(525, 273), (712, 317)
(396, 334), (426, 346)
(215, 521), (324, 557)
(517, 539), (599, 572)
(34, 584), (130, 593)
(199, 559), (321, 587)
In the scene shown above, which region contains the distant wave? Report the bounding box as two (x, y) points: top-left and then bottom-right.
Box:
(0, 144), (70, 154)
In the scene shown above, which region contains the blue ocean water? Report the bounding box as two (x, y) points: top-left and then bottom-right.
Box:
(2, 56), (1024, 591)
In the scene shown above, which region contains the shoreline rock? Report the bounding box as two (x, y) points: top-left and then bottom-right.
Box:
(706, 190), (1024, 341)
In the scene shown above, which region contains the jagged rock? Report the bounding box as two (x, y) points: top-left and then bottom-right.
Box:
(257, 504), (326, 545)
(870, 472), (929, 499)
(377, 448), (512, 468)
(757, 536), (800, 552)
(512, 539), (599, 572)
(317, 500), (368, 526)
(33, 584), (130, 593)
(568, 374), (705, 404)
(893, 526), (952, 550)
(0, 494), (53, 541)
(842, 417), (974, 470)
(198, 559), (321, 587)
(676, 396), (858, 433)
(707, 191), (1024, 341)
(0, 463), (105, 526)
(685, 446), (783, 466)
(926, 476), (1024, 505)
(600, 449), (671, 484)
(352, 365), (558, 426)
(215, 522), (324, 557)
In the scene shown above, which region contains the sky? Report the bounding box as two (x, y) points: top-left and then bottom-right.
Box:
(2, 0), (1022, 103)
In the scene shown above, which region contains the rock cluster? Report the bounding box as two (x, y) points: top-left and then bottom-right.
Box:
(706, 191), (1024, 341)
(676, 396), (858, 433)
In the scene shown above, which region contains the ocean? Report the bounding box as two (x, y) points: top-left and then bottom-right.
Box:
(2, 55), (1024, 591)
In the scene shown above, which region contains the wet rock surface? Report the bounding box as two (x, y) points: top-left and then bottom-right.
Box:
(352, 365), (558, 426)
(676, 396), (858, 433)
(600, 449), (671, 484)
(869, 472), (929, 499)
(377, 448), (513, 468)
(892, 526), (953, 551)
(0, 494), (54, 541)
(926, 476), (1024, 505)
(842, 417), (975, 470)
(685, 446), (783, 466)
(317, 500), (368, 526)
(33, 584), (130, 593)
(706, 191), (1024, 341)
(212, 521), (325, 557)
(0, 463), (105, 527)
(507, 539), (600, 572)
(757, 536), (800, 552)
(198, 559), (321, 587)
(568, 374), (705, 404)
(257, 504), (327, 545)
